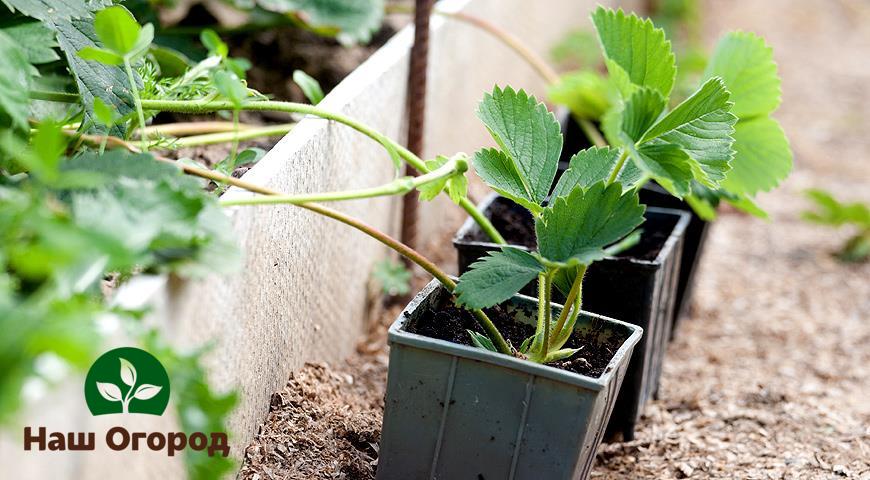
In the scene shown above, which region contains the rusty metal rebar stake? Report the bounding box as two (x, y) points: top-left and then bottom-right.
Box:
(400, 0), (434, 254)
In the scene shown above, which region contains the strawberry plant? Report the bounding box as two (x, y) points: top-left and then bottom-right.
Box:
(803, 189), (870, 262)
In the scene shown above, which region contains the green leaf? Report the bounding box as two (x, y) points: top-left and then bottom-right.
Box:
(802, 189), (870, 228)
(720, 116), (792, 195)
(200, 29), (228, 58)
(643, 77), (737, 186)
(467, 330), (497, 352)
(77, 46), (123, 65)
(372, 259), (411, 296)
(213, 71), (247, 107)
(536, 182), (645, 264)
(92, 6), (140, 56)
(547, 71), (611, 120)
(704, 31), (781, 119)
(417, 154), (467, 204)
(623, 139), (693, 197)
(472, 148), (542, 214)
(591, 7), (676, 98)
(685, 194), (718, 221)
(55, 16), (138, 136)
(92, 98), (114, 126)
(0, 20), (61, 64)
(128, 23), (153, 60)
(292, 69), (325, 105)
(259, 0), (385, 44)
(724, 193), (768, 220)
(0, 30), (31, 133)
(551, 147), (621, 199)
(455, 248), (544, 309)
(476, 86), (563, 208)
(0, 0), (110, 21)
(619, 87), (666, 142)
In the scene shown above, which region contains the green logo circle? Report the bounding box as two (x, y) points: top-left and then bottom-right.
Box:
(84, 347), (170, 416)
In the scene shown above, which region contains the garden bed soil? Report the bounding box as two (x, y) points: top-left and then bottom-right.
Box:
(239, 0), (870, 477)
(406, 296), (628, 377)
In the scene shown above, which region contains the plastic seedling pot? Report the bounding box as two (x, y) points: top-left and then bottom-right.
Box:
(637, 182), (711, 340)
(376, 279), (642, 480)
(453, 194), (690, 440)
(555, 113), (710, 340)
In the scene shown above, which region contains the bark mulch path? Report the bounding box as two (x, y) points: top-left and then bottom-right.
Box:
(239, 1), (870, 478)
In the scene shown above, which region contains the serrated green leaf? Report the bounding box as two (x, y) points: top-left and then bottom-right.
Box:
(472, 148), (542, 214)
(258, 0), (384, 44)
(467, 330), (497, 352)
(92, 6), (140, 56)
(476, 86), (562, 207)
(372, 259), (411, 296)
(591, 7), (676, 98)
(623, 140), (693, 197)
(551, 147), (621, 199)
(455, 248), (544, 309)
(704, 31), (781, 119)
(643, 77), (733, 141)
(536, 182), (645, 264)
(292, 69), (325, 105)
(55, 16), (137, 136)
(620, 87), (666, 142)
(0, 30), (31, 133)
(720, 116), (791, 195)
(0, 20), (60, 64)
(0, 0), (110, 21)
(547, 71), (611, 120)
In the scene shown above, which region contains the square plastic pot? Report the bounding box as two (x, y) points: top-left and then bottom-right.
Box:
(453, 194), (690, 440)
(376, 279), (642, 480)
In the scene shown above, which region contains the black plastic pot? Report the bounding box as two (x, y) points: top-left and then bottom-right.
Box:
(453, 194), (690, 440)
(556, 112), (711, 340)
(637, 183), (711, 340)
(376, 279), (642, 480)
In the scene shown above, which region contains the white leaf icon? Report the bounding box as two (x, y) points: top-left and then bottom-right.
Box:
(96, 382), (123, 402)
(119, 358), (136, 387)
(133, 384), (162, 401)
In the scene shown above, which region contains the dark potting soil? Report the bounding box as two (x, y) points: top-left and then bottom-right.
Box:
(406, 296), (629, 378)
(466, 197), (676, 261)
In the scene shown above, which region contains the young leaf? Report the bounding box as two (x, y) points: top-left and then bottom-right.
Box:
(293, 70), (325, 104)
(623, 139), (694, 197)
(200, 29), (229, 58)
(641, 77), (737, 187)
(802, 190), (870, 228)
(720, 116), (791, 196)
(417, 154), (468, 204)
(119, 357), (136, 387)
(619, 87), (666, 142)
(536, 182), (645, 264)
(543, 348), (581, 363)
(372, 259), (411, 296)
(704, 31), (781, 119)
(476, 86), (563, 208)
(547, 71), (611, 120)
(77, 46), (124, 65)
(96, 382), (123, 402)
(92, 6), (140, 56)
(93, 98), (115, 127)
(213, 70), (248, 107)
(591, 7), (676, 98)
(455, 247), (544, 309)
(467, 330), (497, 352)
(473, 148), (542, 214)
(0, 31), (31, 133)
(133, 384), (162, 400)
(551, 147), (622, 199)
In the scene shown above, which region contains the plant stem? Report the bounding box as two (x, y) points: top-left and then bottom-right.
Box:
(122, 58), (148, 152)
(138, 98), (507, 244)
(608, 150), (630, 185)
(574, 113), (607, 148)
(220, 156), (467, 206)
(139, 121), (256, 137)
(541, 272), (552, 355)
(229, 109), (240, 162)
(291, 202), (512, 356)
(169, 123), (295, 148)
(550, 266), (586, 348)
(29, 90), (79, 103)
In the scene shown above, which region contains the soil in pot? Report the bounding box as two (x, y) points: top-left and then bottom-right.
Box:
(466, 197), (675, 261)
(406, 295), (630, 377)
